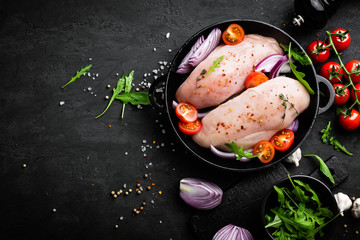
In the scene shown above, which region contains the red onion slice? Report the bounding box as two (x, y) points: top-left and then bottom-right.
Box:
(254, 54), (285, 73)
(210, 145), (254, 162)
(286, 118), (299, 133)
(179, 178), (223, 210)
(212, 224), (254, 240)
(176, 35), (205, 74)
(188, 28), (222, 67)
(269, 55), (290, 79)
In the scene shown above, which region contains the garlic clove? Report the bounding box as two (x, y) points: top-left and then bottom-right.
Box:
(179, 178), (223, 210)
(212, 224), (254, 240)
(334, 192), (352, 216)
(285, 148), (301, 167)
(351, 198), (360, 218)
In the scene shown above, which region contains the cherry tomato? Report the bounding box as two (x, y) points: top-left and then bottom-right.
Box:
(320, 62), (343, 84)
(269, 129), (295, 151)
(222, 24), (245, 45)
(350, 83), (360, 103)
(344, 60), (360, 83)
(253, 140), (275, 164)
(178, 119), (202, 135)
(245, 72), (269, 89)
(330, 28), (351, 52)
(306, 40), (330, 64)
(175, 102), (198, 123)
(338, 109), (360, 131)
(332, 83), (350, 106)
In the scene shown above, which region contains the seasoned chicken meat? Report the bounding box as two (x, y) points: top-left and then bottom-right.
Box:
(175, 34), (283, 109)
(192, 76), (310, 151)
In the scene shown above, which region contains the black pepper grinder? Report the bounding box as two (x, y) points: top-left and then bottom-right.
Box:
(292, 0), (341, 29)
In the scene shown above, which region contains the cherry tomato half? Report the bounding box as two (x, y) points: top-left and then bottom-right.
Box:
(344, 60), (360, 83)
(320, 62), (343, 84)
(330, 28), (351, 52)
(253, 140), (275, 164)
(222, 24), (245, 45)
(332, 83), (350, 106)
(306, 40), (330, 64)
(175, 102), (198, 123)
(178, 119), (202, 135)
(338, 109), (360, 131)
(245, 71), (269, 89)
(351, 83), (360, 103)
(269, 129), (295, 151)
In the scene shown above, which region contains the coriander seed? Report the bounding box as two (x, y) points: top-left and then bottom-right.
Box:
(142, 201), (146, 206)
(147, 186), (151, 191)
(111, 191), (115, 195)
(106, 84), (111, 88)
(133, 208), (137, 213)
(128, 189), (132, 193)
(114, 225), (119, 229)
(144, 174), (148, 178)
(52, 208), (57, 213)
(113, 194), (117, 198)
(137, 190), (141, 195)
(140, 206), (144, 210)
(136, 211), (140, 214)
(22, 164), (27, 168)
(116, 191), (120, 195)
(136, 183), (141, 187)
(125, 191), (129, 196)
(105, 96), (109, 100)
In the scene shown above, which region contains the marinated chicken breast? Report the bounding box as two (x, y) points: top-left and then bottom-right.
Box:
(192, 77), (310, 151)
(175, 34), (283, 109)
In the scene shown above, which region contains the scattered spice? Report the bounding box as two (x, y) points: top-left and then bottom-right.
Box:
(106, 84), (111, 89)
(52, 208), (57, 213)
(22, 164), (27, 168)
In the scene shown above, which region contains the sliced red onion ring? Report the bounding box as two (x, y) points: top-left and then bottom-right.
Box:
(254, 54), (285, 73)
(210, 145), (254, 162)
(212, 224), (254, 240)
(179, 178), (223, 210)
(172, 100), (179, 109)
(269, 55), (290, 79)
(188, 28), (222, 67)
(286, 118), (299, 133)
(176, 35), (205, 74)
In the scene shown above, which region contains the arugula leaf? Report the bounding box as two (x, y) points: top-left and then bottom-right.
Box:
(265, 214), (283, 229)
(280, 43), (312, 66)
(288, 43), (315, 95)
(329, 137), (353, 156)
(320, 121), (332, 144)
(62, 64), (92, 88)
(224, 142), (259, 160)
(304, 154), (335, 184)
(95, 74), (126, 119)
(121, 70), (134, 118)
(116, 92), (150, 105)
(204, 55), (224, 78)
(293, 179), (321, 209)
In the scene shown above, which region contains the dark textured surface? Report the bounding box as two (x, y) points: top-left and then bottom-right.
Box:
(1, 0), (360, 239)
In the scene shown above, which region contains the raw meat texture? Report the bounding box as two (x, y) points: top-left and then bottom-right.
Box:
(192, 77), (310, 151)
(175, 34), (283, 109)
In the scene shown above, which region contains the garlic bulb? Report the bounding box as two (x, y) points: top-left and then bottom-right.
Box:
(212, 224), (254, 240)
(285, 148), (301, 167)
(334, 192), (352, 216)
(179, 178), (223, 210)
(351, 198), (360, 218)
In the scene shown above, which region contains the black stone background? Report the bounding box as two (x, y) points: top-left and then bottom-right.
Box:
(1, 0), (360, 239)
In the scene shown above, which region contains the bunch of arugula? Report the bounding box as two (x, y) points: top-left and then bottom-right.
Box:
(320, 121), (353, 156)
(95, 70), (150, 119)
(265, 175), (340, 240)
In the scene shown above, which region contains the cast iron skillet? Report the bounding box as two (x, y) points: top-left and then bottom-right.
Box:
(150, 19), (334, 172)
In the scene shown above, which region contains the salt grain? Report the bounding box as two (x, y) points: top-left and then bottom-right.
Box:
(168, 49), (172, 52)
(166, 32), (170, 38)
(125, 152), (128, 155)
(89, 58), (92, 61)
(123, 184), (127, 188)
(153, 48), (157, 52)
(87, 87), (92, 91)
(119, 216), (124, 221)
(87, 72), (91, 77)
(59, 101), (65, 106)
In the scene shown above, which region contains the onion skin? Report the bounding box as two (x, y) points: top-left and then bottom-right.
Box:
(212, 224), (254, 240)
(176, 35), (205, 74)
(210, 145), (254, 162)
(269, 55), (289, 79)
(188, 28), (222, 67)
(179, 178), (223, 210)
(254, 54), (284, 73)
(286, 118), (299, 133)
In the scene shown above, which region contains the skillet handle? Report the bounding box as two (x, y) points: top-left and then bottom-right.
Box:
(317, 74), (335, 115)
(148, 75), (166, 112)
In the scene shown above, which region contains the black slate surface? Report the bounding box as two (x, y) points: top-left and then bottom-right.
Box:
(1, 0), (360, 240)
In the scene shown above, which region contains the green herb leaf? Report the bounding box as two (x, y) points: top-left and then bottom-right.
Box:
(61, 64), (92, 88)
(280, 43), (312, 66)
(329, 137), (353, 156)
(320, 121), (331, 144)
(204, 55), (224, 78)
(288, 43), (315, 95)
(265, 214), (283, 229)
(121, 70), (134, 118)
(304, 154), (335, 184)
(115, 92), (150, 105)
(224, 142), (259, 160)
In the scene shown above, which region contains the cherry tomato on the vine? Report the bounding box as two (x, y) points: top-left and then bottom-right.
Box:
(178, 119), (202, 135)
(245, 72), (269, 89)
(306, 40), (330, 64)
(222, 24), (245, 45)
(270, 129), (295, 151)
(332, 83), (350, 106)
(175, 102), (198, 123)
(338, 108), (360, 131)
(344, 60), (360, 83)
(330, 28), (351, 52)
(253, 140), (275, 164)
(351, 83), (360, 103)
(320, 62), (343, 84)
